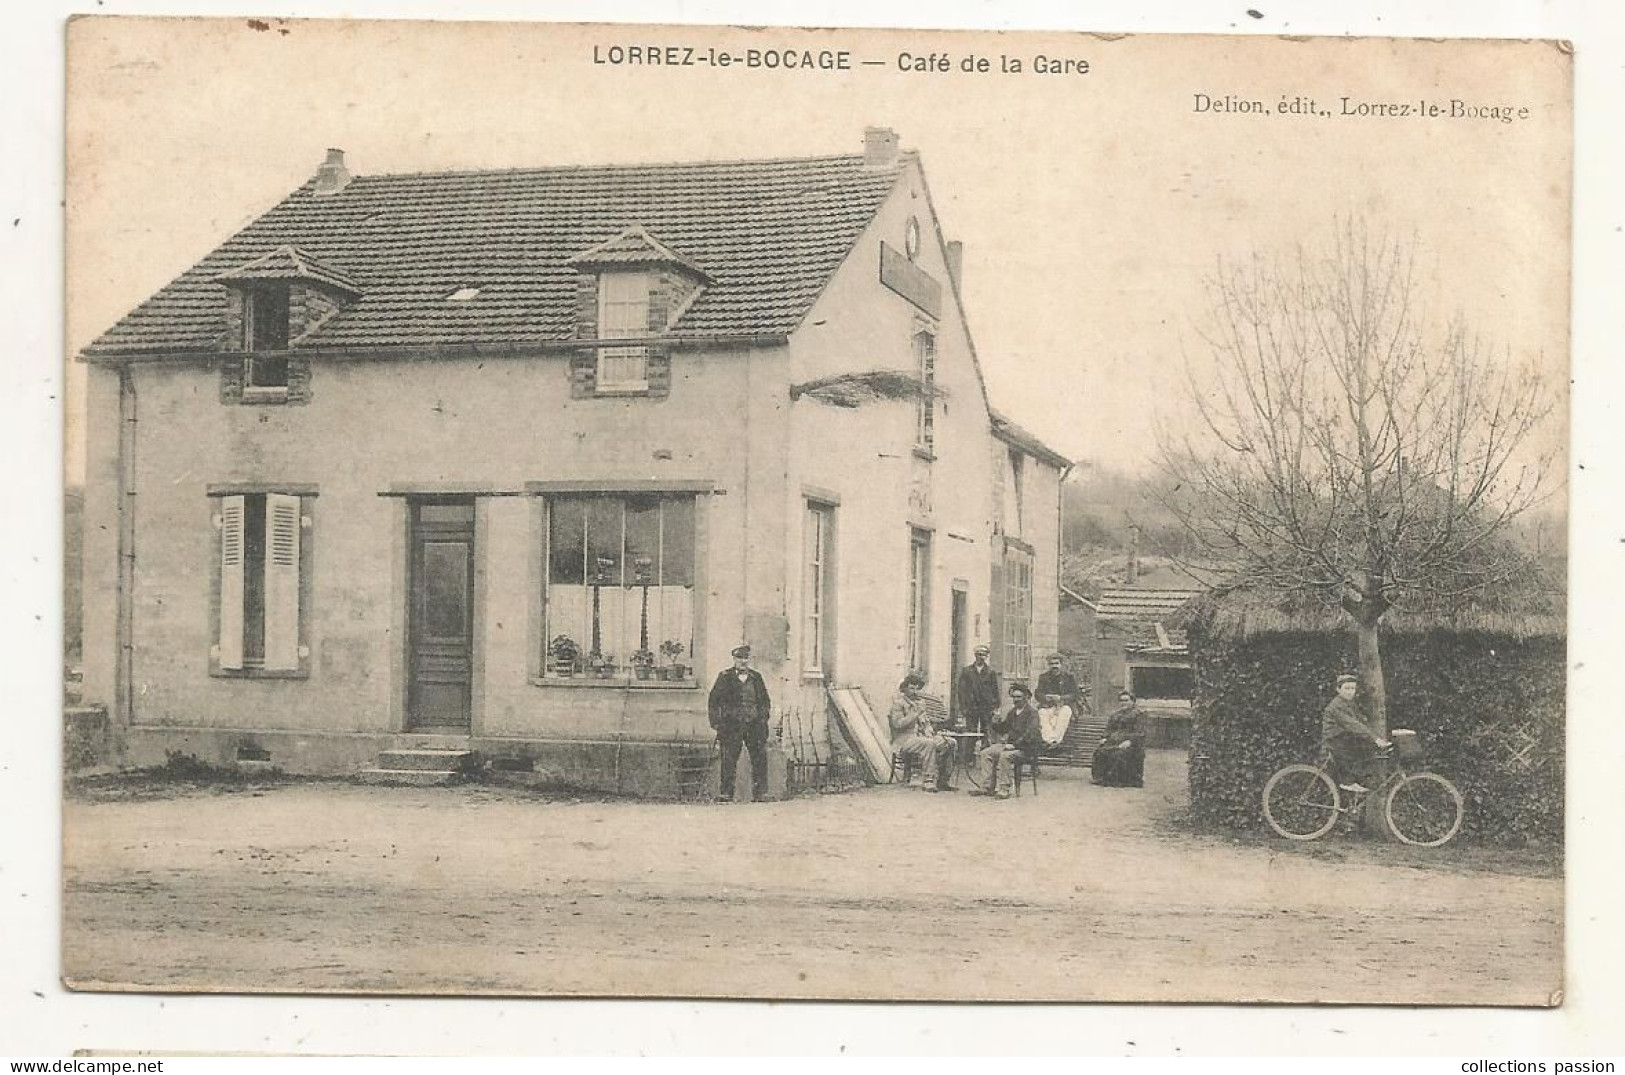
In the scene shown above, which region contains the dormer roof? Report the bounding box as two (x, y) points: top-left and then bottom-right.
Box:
(213, 244), (363, 299)
(564, 223), (712, 283)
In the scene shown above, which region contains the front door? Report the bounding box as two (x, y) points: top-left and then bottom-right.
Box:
(407, 498), (476, 732)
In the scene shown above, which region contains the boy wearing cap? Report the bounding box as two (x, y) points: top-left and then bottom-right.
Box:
(1320, 673), (1390, 793)
(974, 683), (1047, 799)
(707, 644), (772, 802)
(955, 644), (1001, 734)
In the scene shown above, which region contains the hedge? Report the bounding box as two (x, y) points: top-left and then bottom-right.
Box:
(1186, 626), (1565, 845)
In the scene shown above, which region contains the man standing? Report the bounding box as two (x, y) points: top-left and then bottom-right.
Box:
(708, 644), (772, 802)
(974, 683), (1047, 799)
(955, 644), (1001, 734)
(887, 672), (956, 792)
(1092, 689), (1148, 787)
(1320, 673), (1390, 792)
(1035, 653), (1082, 748)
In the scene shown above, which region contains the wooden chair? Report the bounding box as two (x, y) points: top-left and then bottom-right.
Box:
(1013, 753), (1040, 796)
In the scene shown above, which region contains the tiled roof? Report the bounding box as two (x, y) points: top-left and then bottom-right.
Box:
(213, 244), (363, 297)
(990, 408), (1070, 468)
(87, 153), (906, 355)
(1096, 588), (1204, 621)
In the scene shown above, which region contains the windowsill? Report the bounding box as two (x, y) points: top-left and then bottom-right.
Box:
(211, 667), (309, 680)
(1136, 700), (1193, 712)
(594, 385), (651, 397)
(912, 447), (937, 462)
(241, 386), (291, 405)
(800, 670), (827, 683)
(532, 676), (700, 690)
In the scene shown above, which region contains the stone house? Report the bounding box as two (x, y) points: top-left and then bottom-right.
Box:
(77, 129), (1068, 794)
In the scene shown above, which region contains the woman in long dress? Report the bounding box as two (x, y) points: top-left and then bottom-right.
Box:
(1092, 690), (1148, 787)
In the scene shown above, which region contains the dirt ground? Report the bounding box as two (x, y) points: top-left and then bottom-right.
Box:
(62, 751), (1562, 1004)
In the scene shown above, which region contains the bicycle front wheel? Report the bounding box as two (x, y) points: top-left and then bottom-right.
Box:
(1385, 772), (1464, 847)
(1262, 764), (1341, 840)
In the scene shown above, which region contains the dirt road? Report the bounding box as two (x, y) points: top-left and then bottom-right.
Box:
(62, 752), (1561, 1003)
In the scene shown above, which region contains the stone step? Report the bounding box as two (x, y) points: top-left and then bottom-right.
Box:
(357, 767), (465, 787)
(375, 748), (477, 772)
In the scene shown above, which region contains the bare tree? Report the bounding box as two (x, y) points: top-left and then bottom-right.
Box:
(1158, 221), (1554, 733)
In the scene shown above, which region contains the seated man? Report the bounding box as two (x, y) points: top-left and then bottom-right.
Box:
(887, 672), (955, 792)
(1320, 673), (1390, 792)
(1092, 689), (1148, 787)
(973, 683), (1047, 799)
(1036, 653), (1082, 748)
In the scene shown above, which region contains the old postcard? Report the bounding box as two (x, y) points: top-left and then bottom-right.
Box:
(63, 18), (1570, 1004)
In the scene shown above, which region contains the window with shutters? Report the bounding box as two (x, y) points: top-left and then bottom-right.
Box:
(906, 527), (932, 676)
(213, 490), (310, 677)
(595, 272), (651, 392)
(1002, 545), (1033, 682)
(802, 502), (836, 678)
(914, 329), (936, 455)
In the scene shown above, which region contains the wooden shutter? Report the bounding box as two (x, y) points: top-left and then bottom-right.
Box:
(262, 493), (302, 671)
(218, 495), (245, 670)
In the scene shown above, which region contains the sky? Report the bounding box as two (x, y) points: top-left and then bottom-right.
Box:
(67, 22), (1570, 486)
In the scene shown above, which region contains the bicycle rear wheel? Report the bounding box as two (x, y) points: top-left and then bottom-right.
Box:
(1262, 764), (1341, 840)
(1385, 772), (1464, 847)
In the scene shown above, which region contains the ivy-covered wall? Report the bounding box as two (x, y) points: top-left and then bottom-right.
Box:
(1187, 625), (1565, 845)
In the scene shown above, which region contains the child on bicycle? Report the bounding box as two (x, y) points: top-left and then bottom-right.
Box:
(1320, 673), (1391, 793)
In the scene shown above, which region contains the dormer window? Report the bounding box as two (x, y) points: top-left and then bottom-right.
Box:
(596, 271), (652, 392)
(564, 224), (710, 401)
(246, 286), (291, 353)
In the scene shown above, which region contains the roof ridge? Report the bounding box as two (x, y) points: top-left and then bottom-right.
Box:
(356, 152), (880, 182)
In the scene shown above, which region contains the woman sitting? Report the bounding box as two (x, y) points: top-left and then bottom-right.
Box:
(1092, 690), (1148, 788)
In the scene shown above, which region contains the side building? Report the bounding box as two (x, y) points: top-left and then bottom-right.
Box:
(78, 129), (1068, 794)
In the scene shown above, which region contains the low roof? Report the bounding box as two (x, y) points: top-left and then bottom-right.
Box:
(1096, 587), (1205, 621)
(989, 409), (1070, 469)
(85, 152), (906, 355)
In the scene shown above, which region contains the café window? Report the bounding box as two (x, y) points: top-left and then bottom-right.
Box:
(1002, 545), (1033, 679)
(1128, 662), (1195, 707)
(803, 502), (836, 677)
(544, 494), (695, 681)
(906, 527), (932, 674)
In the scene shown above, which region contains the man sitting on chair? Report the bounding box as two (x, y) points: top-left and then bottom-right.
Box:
(973, 683), (1047, 799)
(887, 672), (955, 792)
(1036, 653), (1082, 749)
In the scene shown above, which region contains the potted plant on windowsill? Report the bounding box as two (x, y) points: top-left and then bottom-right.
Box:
(631, 649), (656, 681)
(589, 652), (618, 680)
(549, 635), (581, 678)
(659, 640), (686, 681)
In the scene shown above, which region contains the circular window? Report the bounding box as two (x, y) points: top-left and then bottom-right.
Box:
(904, 216), (922, 260)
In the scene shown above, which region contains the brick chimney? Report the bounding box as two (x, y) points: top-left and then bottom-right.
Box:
(313, 148), (352, 196)
(945, 240), (964, 290)
(863, 126), (900, 167)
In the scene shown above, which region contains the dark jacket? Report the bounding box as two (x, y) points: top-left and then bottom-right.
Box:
(1036, 668), (1081, 709)
(1320, 694), (1378, 750)
(708, 666), (772, 729)
(991, 702), (1046, 755)
(956, 661), (1001, 721)
(1103, 703), (1147, 748)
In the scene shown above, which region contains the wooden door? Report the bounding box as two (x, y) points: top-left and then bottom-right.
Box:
(407, 499), (476, 731)
(948, 587), (967, 719)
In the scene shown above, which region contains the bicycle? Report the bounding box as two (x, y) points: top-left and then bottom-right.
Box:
(1261, 729), (1464, 847)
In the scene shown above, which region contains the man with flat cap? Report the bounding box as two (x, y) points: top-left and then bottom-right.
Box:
(708, 644), (772, 802)
(973, 682), (1047, 799)
(955, 643), (1001, 735)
